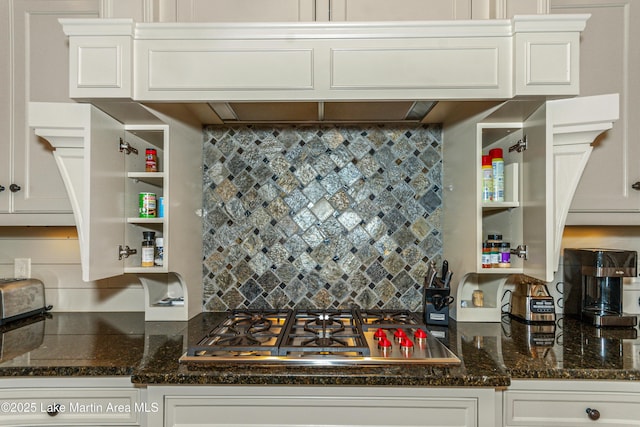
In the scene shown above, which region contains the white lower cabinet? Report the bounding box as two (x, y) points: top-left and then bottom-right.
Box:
(503, 380), (640, 427)
(146, 386), (499, 427)
(0, 377), (142, 426)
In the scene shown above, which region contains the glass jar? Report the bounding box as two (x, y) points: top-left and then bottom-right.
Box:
(499, 242), (511, 267)
(481, 243), (491, 268)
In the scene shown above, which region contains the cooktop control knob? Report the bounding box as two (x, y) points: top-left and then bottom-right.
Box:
(374, 329), (387, 339)
(414, 329), (427, 339)
(393, 329), (407, 341)
(378, 337), (392, 348)
(400, 337), (414, 356)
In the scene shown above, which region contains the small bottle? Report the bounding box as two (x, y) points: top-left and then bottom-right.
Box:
(490, 148), (504, 202)
(141, 231), (155, 267)
(487, 234), (502, 244)
(481, 243), (491, 268)
(481, 155), (493, 202)
(145, 148), (158, 172)
(154, 237), (164, 266)
(499, 242), (511, 268)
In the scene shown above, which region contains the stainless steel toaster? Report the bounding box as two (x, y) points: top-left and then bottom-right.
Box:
(0, 278), (48, 325)
(509, 282), (556, 323)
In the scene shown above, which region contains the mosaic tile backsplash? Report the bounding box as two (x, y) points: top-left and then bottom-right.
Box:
(202, 124), (443, 311)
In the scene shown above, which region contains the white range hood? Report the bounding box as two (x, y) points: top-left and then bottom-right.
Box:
(60, 15), (589, 124)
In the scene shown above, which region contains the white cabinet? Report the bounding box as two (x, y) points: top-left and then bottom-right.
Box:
(163, 0), (550, 22)
(29, 101), (203, 321)
(553, 0), (640, 225)
(327, 0), (473, 21)
(171, 0), (317, 22)
(60, 16), (587, 103)
(0, 377), (142, 426)
(147, 385), (499, 427)
(504, 380), (640, 426)
(0, 0), (105, 225)
(443, 94), (619, 322)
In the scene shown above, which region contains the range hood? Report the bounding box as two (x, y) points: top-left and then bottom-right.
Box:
(61, 15), (589, 123)
(207, 100), (437, 124)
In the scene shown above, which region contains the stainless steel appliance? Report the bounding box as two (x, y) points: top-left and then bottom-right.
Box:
(181, 309), (460, 366)
(0, 315), (45, 362)
(0, 278), (49, 325)
(564, 248), (638, 327)
(509, 283), (556, 323)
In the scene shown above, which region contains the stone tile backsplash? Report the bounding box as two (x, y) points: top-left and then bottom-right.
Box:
(202, 124), (443, 311)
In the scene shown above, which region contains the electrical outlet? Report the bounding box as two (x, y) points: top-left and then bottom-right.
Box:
(14, 258), (31, 278)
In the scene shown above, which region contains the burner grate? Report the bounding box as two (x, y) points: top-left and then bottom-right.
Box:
(187, 309), (289, 356)
(358, 309), (422, 329)
(278, 309), (370, 356)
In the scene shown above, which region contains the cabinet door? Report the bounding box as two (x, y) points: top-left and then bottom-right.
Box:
(522, 103), (554, 282)
(175, 0), (316, 22)
(11, 0), (100, 213)
(84, 107), (127, 281)
(553, 0), (640, 222)
(330, 0), (472, 21)
(0, 1), (10, 212)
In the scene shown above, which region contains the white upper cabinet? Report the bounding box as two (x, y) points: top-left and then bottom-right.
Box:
(553, 0), (640, 224)
(29, 101), (204, 321)
(161, 0), (550, 22)
(0, 0), (103, 225)
(60, 15), (588, 102)
(328, 0), (472, 21)
(171, 0), (317, 22)
(443, 94), (619, 322)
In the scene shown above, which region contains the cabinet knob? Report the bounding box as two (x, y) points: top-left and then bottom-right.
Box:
(46, 403), (61, 416)
(586, 408), (600, 421)
(0, 185), (4, 192)
(632, 182), (640, 190)
(9, 184), (21, 192)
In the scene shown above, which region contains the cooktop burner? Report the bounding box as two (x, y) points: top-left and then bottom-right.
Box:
(181, 309), (460, 366)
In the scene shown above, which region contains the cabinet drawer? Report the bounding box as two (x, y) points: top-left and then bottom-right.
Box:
(0, 387), (141, 426)
(504, 390), (640, 426)
(165, 395), (477, 427)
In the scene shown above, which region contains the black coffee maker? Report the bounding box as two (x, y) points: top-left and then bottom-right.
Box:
(564, 248), (638, 327)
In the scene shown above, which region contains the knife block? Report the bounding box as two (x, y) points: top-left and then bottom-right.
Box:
(424, 287), (451, 326)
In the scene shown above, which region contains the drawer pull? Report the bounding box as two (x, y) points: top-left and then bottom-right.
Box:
(586, 408), (600, 421)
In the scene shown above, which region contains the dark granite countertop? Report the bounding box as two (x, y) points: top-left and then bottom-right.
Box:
(1, 311), (639, 387)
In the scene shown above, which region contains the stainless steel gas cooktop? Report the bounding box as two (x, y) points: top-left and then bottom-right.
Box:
(180, 309), (460, 366)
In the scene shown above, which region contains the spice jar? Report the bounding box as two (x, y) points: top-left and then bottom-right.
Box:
(145, 148), (158, 172)
(141, 231), (155, 267)
(154, 237), (164, 266)
(490, 243), (500, 267)
(499, 242), (511, 268)
(487, 234), (502, 244)
(481, 243), (491, 268)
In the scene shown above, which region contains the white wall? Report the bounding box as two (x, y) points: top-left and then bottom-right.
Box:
(0, 227), (144, 312)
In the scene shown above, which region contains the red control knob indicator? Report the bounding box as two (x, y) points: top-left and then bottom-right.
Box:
(378, 337), (392, 357)
(400, 338), (414, 349)
(414, 329), (428, 339)
(393, 329), (407, 340)
(374, 329), (387, 339)
(378, 337), (392, 348)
